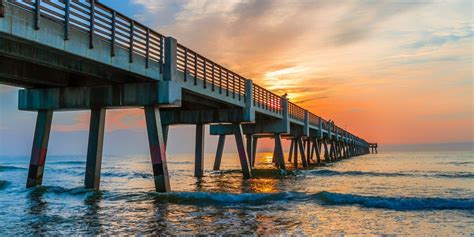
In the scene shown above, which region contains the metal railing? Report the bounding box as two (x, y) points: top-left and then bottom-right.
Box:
(176, 43), (246, 101)
(252, 84), (282, 114)
(308, 112), (319, 127)
(10, 0), (164, 68)
(288, 102), (305, 122)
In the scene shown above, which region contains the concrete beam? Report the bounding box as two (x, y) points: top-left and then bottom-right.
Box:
(161, 108), (245, 125)
(84, 108), (106, 190)
(26, 110), (53, 188)
(18, 81), (181, 111)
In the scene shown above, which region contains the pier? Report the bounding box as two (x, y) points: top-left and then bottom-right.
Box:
(0, 0), (372, 192)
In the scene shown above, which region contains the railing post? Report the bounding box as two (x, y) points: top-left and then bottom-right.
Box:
(129, 20), (134, 63)
(163, 37), (177, 81)
(304, 110), (309, 137)
(64, 0), (70, 40)
(89, 0), (95, 49)
(34, 0), (40, 30)
(0, 0), (4, 18)
(145, 28), (150, 68)
(318, 117), (323, 139)
(110, 10), (116, 57)
(243, 79), (255, 122)
(281, 95), (290, 133)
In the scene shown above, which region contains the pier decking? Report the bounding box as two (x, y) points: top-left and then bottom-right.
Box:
(0, 0), (372, 192)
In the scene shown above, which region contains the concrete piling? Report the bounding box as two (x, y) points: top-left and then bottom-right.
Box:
(26, 110), (53, 188)
(232, 124), (252, 179)
(273, 134), (286, 170)
(213, 135), (226, 170)
(194, 124), (205, 177)
(144, 106), (171, 192)
(84, 108), (106, 190)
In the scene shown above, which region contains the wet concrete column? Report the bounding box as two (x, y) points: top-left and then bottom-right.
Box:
(144, 106), (171, 192)
(274, 133), (286, 170)
(232, 124), (252, 179)
(293, 139), (299, 169)
(297, 138), (308, 168)
(251, 137), (258, 167)
(323, 139), (330, 162)
(213, 135), (226, 171)
(288, 139), (294, 162)
(194, 124), (205, 177)
(246, 134), (253, 168)
(315, 139), (321, 164)
(26, 110), (53, 188)
(84, 108), (106, 190)
(306, 138), (311, 165)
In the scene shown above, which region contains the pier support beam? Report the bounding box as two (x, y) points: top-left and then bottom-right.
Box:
(297, 138), (308, 168)
(144, 106), (171, 192)
(246, 134), (253, 168)
(84, 108), (106, 190)
(194, 124), (205, 177)
(293, 139), (299, 169)
(323, 139), (329, 162)
(213, 135), (226, 170)
(274, 134), (286, 170)
(315, 139), (321, 164)
(232, 124), (252, 179)
(252, 137), (258, 167)
(26, 110), (53, 188)
(288, 139), (294, 162)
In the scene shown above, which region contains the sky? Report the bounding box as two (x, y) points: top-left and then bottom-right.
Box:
(0, 0), (473, 155)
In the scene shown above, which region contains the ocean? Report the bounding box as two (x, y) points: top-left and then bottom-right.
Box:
(0, 150), (473, 235)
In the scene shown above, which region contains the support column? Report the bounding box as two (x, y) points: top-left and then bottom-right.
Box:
(323, 139), (330, 162)
(232, 124), (252, 179)
(288, 139), (294, 162)
(84, 108), (106, 190)
(252, 137), (258, 167)
(297, 138), (308, 168)
(293, 139), (299, 169)
(315, 139), (321, 164)
(274, 134), (286, 170)
(195, 124), (205, 177)
(306, 138), (311, 165)
(213, 135), (226, 170)
(162, 125), (169, 146)
(26, 110), (53, 188)
(144, 106), (171, 192)
(246, 134), (253, 169)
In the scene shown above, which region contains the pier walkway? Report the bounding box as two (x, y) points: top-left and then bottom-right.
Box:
(0, 0), (372, 192)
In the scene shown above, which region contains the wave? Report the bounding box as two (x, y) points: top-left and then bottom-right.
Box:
(0, 165), (27, 172)
(312, 191), (474, 211)
(147, 191), (474, 211)
(50, 161), (86, 165)
(102, 171), (152, 179)
(308, 169), (474, 179)
(26, 186), (99, 196)
(0, 180), (10, 190)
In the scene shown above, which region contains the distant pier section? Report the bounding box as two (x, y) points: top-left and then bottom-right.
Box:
(0, 0), (374, 192)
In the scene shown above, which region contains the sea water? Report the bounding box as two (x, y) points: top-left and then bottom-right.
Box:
(0, 150), (473, 235)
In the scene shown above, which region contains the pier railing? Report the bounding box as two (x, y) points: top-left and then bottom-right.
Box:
(288, 102), (305, 122)
(10, 0), (164, 67)
(6, 0), (367, 143)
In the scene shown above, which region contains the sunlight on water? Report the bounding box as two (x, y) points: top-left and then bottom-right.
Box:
(0, 151), (473, 235)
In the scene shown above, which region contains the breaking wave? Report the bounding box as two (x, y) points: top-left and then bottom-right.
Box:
(0, 165), (27, 172)
(308, 169), (474, 179)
